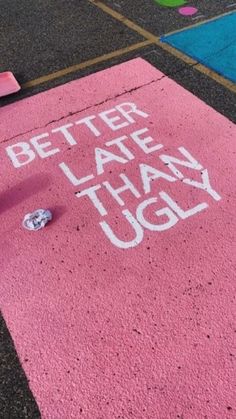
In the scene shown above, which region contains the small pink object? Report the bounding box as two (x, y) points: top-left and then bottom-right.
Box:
(0, 71), (21, 97)
(178, 6), (198, 16)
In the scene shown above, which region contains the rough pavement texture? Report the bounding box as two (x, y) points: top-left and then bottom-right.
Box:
(0, 315), (40, 419)
(0, 0), (235, 417)
(1, 58), (236, 418)
(104, 0), (234, 35)
(1, 0), (235, 122)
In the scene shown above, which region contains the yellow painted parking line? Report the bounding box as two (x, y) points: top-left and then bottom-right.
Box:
(89, 0), (236, 94)
(22, 40), (152, 89)
(158, 42), (236, 93)
(88, 0), (157, 42)
(156, 41), (197, 65)
(195, 63), (236, 93)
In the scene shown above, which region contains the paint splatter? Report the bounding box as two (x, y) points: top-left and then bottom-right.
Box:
(178, 6), (198, 15)
(154, 0), (186, 6)
(154, 0), (200, 19)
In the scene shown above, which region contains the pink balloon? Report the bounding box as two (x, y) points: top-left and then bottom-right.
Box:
(178, 6), (198, 16)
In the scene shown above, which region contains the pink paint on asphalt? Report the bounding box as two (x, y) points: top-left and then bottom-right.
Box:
(0, 59), (236, 418)
(178, 6), (198, 16)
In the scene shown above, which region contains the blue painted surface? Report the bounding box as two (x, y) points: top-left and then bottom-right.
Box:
(161, 12), (236, 82)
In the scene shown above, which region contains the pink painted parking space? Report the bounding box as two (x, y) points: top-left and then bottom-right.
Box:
(0, 59), (236, 418)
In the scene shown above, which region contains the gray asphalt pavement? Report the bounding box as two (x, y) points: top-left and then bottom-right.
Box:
(1, 0), (236, 121)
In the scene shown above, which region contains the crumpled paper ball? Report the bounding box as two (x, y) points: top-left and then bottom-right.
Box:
(22, 209), (52, 231)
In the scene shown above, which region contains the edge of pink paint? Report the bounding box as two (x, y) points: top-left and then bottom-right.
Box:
(1, 58), (236, 419)
(0, 58), (162, 142)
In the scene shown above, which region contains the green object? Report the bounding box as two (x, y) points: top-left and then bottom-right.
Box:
(154, 0), (186, 6)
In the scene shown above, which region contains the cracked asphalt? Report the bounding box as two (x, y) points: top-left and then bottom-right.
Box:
(0, 0), (235, 417)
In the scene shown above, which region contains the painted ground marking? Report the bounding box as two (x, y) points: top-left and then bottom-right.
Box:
(178, 7), (198, 16)
(161, 11), (236, 83)
(1, 58), (236, 418)
(191, 15), (206, 21)
(22, 40), (151, 89)
(88, 0), (236, 93)
(17, 2), (236, 93)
